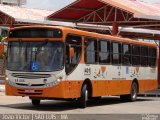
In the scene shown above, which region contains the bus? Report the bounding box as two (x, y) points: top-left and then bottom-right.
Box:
(5, 26), (158, 108)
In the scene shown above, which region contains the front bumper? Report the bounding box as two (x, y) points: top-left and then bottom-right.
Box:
(5, 81), (82, 99)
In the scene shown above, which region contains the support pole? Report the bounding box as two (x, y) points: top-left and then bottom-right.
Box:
(158, 41), (160, 87)
(112, 22), (118, 36)
(9, 24), (14, 29)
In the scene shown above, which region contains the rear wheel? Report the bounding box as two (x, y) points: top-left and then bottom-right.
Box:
(78, 84), (89, 108)
(31, 99), (40, 106)
(120, 82), (138, 102)
(130, 82), (138, 102)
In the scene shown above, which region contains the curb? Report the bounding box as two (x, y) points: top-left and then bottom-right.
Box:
(0, 89), (5, 92)
(0, 90), (5, 92)
(0, 88), (5, 92)
(138, 89), (160, 97)
(0, 85), (5, 92)
(138, 94), (160, 97)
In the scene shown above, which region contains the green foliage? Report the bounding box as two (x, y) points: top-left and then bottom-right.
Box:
(0, 35), (3, 42)
(0, 29), (8, 42)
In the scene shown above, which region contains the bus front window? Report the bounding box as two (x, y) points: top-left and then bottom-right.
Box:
(7, 41), (64, 72)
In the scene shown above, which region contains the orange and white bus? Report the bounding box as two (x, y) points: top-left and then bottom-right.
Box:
(5, 26), (158, 108)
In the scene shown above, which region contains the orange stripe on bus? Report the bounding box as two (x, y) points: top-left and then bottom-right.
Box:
(5, 80), (157, 99)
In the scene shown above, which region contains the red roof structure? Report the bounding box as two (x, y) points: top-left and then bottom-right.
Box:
(48, 0), (160, 30)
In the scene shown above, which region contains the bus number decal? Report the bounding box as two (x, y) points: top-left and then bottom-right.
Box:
(84, 67), (91, 75)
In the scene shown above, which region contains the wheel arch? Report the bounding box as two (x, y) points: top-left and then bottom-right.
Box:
(81, 78), (93, 97)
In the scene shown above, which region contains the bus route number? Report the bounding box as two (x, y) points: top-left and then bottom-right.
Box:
(84, 67), (91, 75)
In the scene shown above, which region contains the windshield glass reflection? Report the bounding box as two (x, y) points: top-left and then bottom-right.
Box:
(7, 41), (64, 72)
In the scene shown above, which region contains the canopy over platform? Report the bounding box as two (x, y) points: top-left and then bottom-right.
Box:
(77, 24), (160, 40)
(0, 1), (160, 39)
(48, 0), (160, 30)
(0, 4), (54, 26)
(47, 0), (160, 86)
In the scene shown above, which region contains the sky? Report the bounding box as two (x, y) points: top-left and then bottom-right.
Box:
(24, 0), (76, 11)
(144, 0), (159, 2)
(24, 0), (160, 11)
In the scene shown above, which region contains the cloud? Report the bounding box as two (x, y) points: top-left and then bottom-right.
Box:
(25, 0), (76, 10)
(24, 0), (160, 11)
(143, 0), (160, 2)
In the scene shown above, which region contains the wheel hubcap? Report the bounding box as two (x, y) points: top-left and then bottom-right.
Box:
(85, 90), (88, 101)
(132, 86), (137, 99)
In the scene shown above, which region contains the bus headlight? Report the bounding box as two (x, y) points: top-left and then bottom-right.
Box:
(5, 77), (9, 81)
(8, 80), (16, 87)
(57, 78), (61, 83)
(57, 76), (63, 82)
(45, 83), (53, 87)
(45, 78), (62, 88)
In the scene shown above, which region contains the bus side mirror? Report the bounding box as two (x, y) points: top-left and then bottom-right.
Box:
(70, 47), (75, 59)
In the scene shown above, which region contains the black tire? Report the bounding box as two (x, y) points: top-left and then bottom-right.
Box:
(130, 82), (138, 102)
(31, 99), (40, 106)
(120, 82), (138, 102)
(78, 84), (89, 108)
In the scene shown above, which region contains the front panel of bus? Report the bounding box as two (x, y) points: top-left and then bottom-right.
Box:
(5, 27), (70, 98)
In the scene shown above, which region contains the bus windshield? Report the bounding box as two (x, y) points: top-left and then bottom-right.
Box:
(7, 41), (64, 72)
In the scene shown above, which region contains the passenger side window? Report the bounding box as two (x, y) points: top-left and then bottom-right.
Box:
(149, 48), (157, 67)
(122, 44), (131, 65)
(112, 42), (121, 64)
(99, 40), (111, 64)
(141, 46), (148, 66)
(132, 45), (140, 66)
(85, 37), (98, 64)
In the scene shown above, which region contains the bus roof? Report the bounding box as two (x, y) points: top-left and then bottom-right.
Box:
(9, 25), (157, 47)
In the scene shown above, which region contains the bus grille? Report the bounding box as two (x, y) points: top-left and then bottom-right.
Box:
(12, 73), (51, 79)
(16, 83), (45, 87)
(17, 89), (43, 95)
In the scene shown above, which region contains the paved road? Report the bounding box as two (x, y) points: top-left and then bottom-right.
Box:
(0, 91), (160, 120)
(0, 92), (160, 114)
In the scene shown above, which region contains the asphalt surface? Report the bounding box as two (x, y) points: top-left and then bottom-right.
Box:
(0, 84), (160, 120)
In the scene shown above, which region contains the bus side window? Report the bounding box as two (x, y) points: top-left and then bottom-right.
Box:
(99, 40), (111, 64)
(112, 42), (122, 65)
(141, 46), (148, 66)
(85, 37), (98, 64)
(132, 45), (140, 66)
(122, 44), (131, 65)
(149, 47), (157, 67)
(65, 35), (82, 75)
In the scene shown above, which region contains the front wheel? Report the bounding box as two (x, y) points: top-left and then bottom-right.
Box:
(31, 99), (41, 106)
(78, 84), (89, 108)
